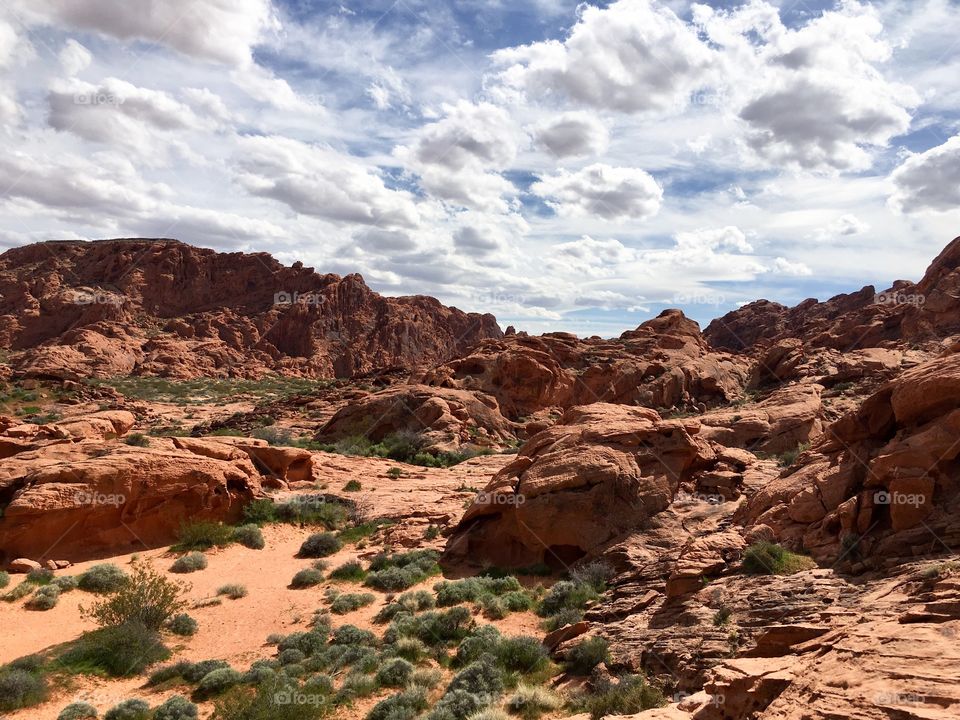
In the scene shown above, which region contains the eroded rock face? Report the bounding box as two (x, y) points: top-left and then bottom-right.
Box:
(444, 403), (731, 568)
(314, 384), (517, 452)
(743, 349), (960, 566)
(0, 239), (501, 380)
(423, 310), (749, 419)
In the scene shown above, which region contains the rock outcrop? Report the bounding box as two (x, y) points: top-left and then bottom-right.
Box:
(0, 239), (501, 380)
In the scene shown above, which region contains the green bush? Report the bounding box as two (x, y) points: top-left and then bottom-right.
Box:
(58, 622), (169, 677)
(479, 595), (507, 620)
(343, 480), (362, 492)
(124, 433), (150, 447)
(217, 584), (248, 599)
(390, 637), (429, 662)
(494, 636), (548, 673)
(104, 699), (150, 720)
(232, 524), (265, 550)
(409, 668), (443, 689)
(241, 499), (278, 525)
(197, 668), (242, 698)
(505, 684), (563, 719)
(27, 567), (54, 585)
(183, 659), (231, 683)
(336, 671), (378, 702)
(366, 687), (429, 720)
(741, 541), (814, 575)
(447, 658), (503, 697)
(566, 636), (609, 675)
(454, 625), (501, 667)
(376, 657), (414, 687)
(54, 575), (79, 592)
(211, 677), (328, 719)
(58, 701), (98, 719)
(148, 661), (193, 686)
(541, 607), (584, 632)
(0, 571), (9, 589)
(574, 674), (665, 719)
(435, 576), (522, 607)
(390, 606), (473, 647)
(330, 592), (375, 614)
(0, 667), (47, 712)
(167, 613), (198, 636)
(538, 580), (596, 618)
(331, 625), (377, 646)
(174, 521), (234, 551)
(272, 497), (349, 529)
(278, 629), (328, 656)
(83, 561), (186, 630)
(426, 689), (490, 720)
(298, 532), (342, 558)
(570, 561), (614, 592)
(26, 584), (60, 610)
(78, 564), (128, 593)
(170, 552), (208, 574)
(290, 569), (324, 589)
(329, 561), (365, 581)
(153, 695), (198, 720)
(1, 581), (34, 602)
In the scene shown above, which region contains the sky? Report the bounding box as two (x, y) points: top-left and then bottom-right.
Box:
(0, 0), (958, 336)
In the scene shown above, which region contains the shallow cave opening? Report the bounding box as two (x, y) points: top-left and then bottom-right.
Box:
(544, 544), (586, 570)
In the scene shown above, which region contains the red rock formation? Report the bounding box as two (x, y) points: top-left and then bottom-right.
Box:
(0, 239), (501, 380)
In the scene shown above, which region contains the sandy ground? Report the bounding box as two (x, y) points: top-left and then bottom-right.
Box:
(3, 521), (554, 720)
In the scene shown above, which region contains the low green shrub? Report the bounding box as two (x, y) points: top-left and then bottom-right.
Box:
(182, 660), (231, 683)
(741, 541), (815, 575)
(232, 524), (265, 550)
(298, 532), (342, 558)
(566, 636), (609, 675)
(366, 687), (429, 720)
(328, 561), (365, 581)
(27, 567), (54, 585)
(343, 480), (362, 492)
(217, 584), (248, 599)
(389, 606), (473, 647)
(447, 658), (503, 697)
(166, 613), (198, 636)
(538, 580), (596, 618)
(0, 666), (47, 712)
(104, 699), (150, 720)
(330, 625), (377, 647)
(54, 575), (79, 592)
(173, 521), (234, 551)
(57, 701), (98, 719)
(0, 571), (9, 589)
(170, 552), (207, 574)
(425, 689), (490, 720)
(26, 584), (60, 610)
(83, 561), (186, 630)
(58, 622), (169, 677)
(573, 674), (665, 719)
(330, 592), (375, 614)
(505, 684), (563, 719)
(148, 661), (193, 686)
(290, 569), (324, 589)
(124, 433), (150, 447)
(78, 564), (128, 593)
(376, 657), (414, 687)
(494, 636), (548, 673)
(196, 668), (242, 698)
(153, 695), (198, 720)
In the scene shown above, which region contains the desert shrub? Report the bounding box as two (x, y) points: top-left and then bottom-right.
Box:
(26, 584), (60, 610)
(174, 520), (234, 551)
(104, 699), (150, 720)
(376, 657), (414, 687)
(541, 607), (584, 632)
(566, 637), (609, 675)
(278, 630), (328, 657)
(7, 655), (43, 673)
(153, 695), (198, 720)
(495, 636), (548, 673)
(506, 684), (563, 719)
(570, 561), (614, 592)
(343, 480), (362, 492)
(366, 687), (429, 720)
(149, 661), (193, 686)
(232, 524), (265, 550)
(369, 549), (440, 574)
(390, 637), (429, 662)
(329, 561), (365, 581)
(364, 566), (419, 592)
(0, 571), (9, 589)
(409, 668), (443, 689)
(59, 622), (169, 676)
(435, 576), (522, 607)
(54, 575), (79, 592)
(281, 663), (305, 678)
(124, 433), (150, 447)
(84, 561), (186, 630)
(58, 701), (98, 719)
(713, 606), (732, 626)
(242, 662), (277, 685)
(302, 673), (334, 695)
(279, 649), (306, 666)
(331, 624), (377, 647)
(1, 581), (34, 602)
(502, 591), (533, 612)
(182, 659), (231, 683)
(197, 668), (243, 698)
(27, 567), (54, 585)
(479, 595), (507, 620)
(387, 467), (404, 479)
(741, 541), (814, 575)
(464, 710), (509, 720)
(241, 499), (277, 525)
(218, 584), (248, 599)
(0, 667), (47, 712)
(454, 625), (502, 667)
(170, 552), (207, 574)
(336, 671), (378, 702)
(211, 677), (327, 719)
(392, 606), (473, 647)
(364, 550), (440, 591)
(447, 659), (503, 697)
(573, 674), (665, 719)
(167, 613), (199, 636)
(330, 592), (375, 614)
(426, 689), (491, 720)
(78, 564), (128, 593)
(538, 581), (596, 618)
(272, 496), (349, 529)
(298, 532), (342, 558)
(290, 568), (324, 589)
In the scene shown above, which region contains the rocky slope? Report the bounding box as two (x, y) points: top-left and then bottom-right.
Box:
(0, 239), (501, 380)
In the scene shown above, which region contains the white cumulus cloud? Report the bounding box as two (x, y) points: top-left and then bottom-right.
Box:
(531, 164), (663, 221)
